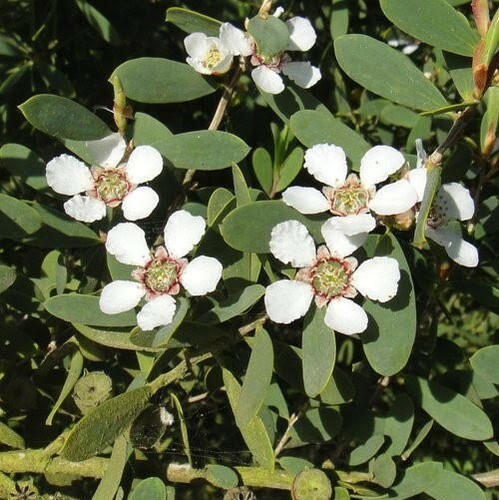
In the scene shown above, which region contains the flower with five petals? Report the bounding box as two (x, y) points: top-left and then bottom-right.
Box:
(99, 210), (223, 331)
(46, 133), (163, 223)
(264, 220), (400, 335)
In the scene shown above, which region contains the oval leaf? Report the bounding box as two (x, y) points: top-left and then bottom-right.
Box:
(405, 375), (493, 441)
(236, 326), (274, 428)
(61, 385), (152, 461)
(128, 478), (167, 500)
(19, 94), (110, 140)
(220, 200), (328, 253)
(0, 194), (41, 239)
(380, 0), (479, 57)
(166, 7), (221, 36)
(302, 307), (336, 398)
(111, 58), (217, 104)
(248, 15), (290, 57)
(290, 109), (370, 166)
(156, 131), (250, 171)
(470, 346), (499, 384)
(391, 462), (443, 499)
(44, 294), (137, 327)
(425, 470), (486, 500)
(334, 34), (448, 111)
(361, 234), (417, 376)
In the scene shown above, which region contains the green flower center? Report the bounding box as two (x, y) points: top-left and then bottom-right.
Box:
(95, 170), (129, 204)
(330, 184), (370, 216)
(144, 259), (179, 293)
(205, 48), (223, 69)
(311, 258), (351, 300)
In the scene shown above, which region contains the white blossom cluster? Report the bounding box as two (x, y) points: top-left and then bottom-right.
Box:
(184, 8), (321, 94)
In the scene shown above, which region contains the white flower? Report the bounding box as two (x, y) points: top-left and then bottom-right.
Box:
(184, 32), (234, 75)
(282, 143), (416, 240)
(218, 15), (321, 94)
(46, 133), (163, 223)
(99, 210), (223, 331)
(407, 140), (478, 267)
(264, 220), (400, 335)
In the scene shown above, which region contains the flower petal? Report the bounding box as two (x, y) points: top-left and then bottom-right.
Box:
(324, 297), (368, 335)
(63, 195), (106, 223)
(303, 143), (348, 187)
(269, 220), (316, 267)
(321, 214), (376, 257)
(164, 210), (206, 258)
(86, 133), (126, 168)
(99, 280), (144, 314)
(369, 179), (418, 215)
(219, 23), (253, 56)
(180, 256), (222, 296)
(407, 167), (427, 202)
(184, 32), (209, 59)
(251, 66), (285, 94)
(137, 295), (177, 331)
(46, 154), (93, 195)
(282, 186), (330, 214)
(281, 61), (321, 89)
(352, 256), (400, 302)
(437, 182), (475, 221)
(106, 222), (150, 266)
(125, 145), (163, 184)
(121, 186), (159, 221)
(360, 145), (406, 187)
(426, 225), (479, 268)
(264, 280), (314, 324)
(286, 17), (317, 51)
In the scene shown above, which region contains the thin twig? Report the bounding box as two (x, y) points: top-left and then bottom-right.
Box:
(274, 412), (301, 458)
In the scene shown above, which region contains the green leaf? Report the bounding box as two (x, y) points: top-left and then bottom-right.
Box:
(76, 0), (121, 46)
(290, 407), (342, 446)
(0, 421), (25, 449)
(470, 346), (499, 384)
(74, 324), (159, 352)
(46, 350), (83, 425)
(380, 0), (479, 56)
(292, 469), (332, 500)
(111, 58), (217, 104)
(201, 284), (265, 324)
(220, 200), (328, 253)
(252, 147), (273, 195)
(44, 294), (137, 327)
(0, 143), (49, 192)
(443, 52), (474, 101)
(204, 465), (238, 489)
(171, 393), (192, 466)
(25, 203), (100, 248)
(484, 8), (499, 67)
(405, 375), (494, 440)
(373, 453), (397, 488)
(401, 420), (434, 460)
(425, 470), (486, 500)
(290, 109), (370, 166)
(302, 307), (336, 398)
(62, 386), (152, 461)
(223, 369), (274, 470)
(380, 104), (419, 128)
(391, 462), (443, 499)
(247, 16), (290, 57)
(362, 235), (417, 376)
(19, 94), (110, 140)
(128, 478), (167, 500)
(207, 188), (236, 228)
(275, 147), (304, 192)
(166, 7), (221, 36)
(319, 367), (355, 405)
(348, 435), (385, 466)
(0, 194), (41, 238)
(335, 35), (448, 111)
(236, 326), (274, 428)
(381, 393), (414, 456)
(330, 0), (349, 40)
(0, 266), (16, 294)
(93, 435), (131, 500)
(131, 112), (173, 148)
(155, 131), (250, 170)
(232, 164), (252, 206)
